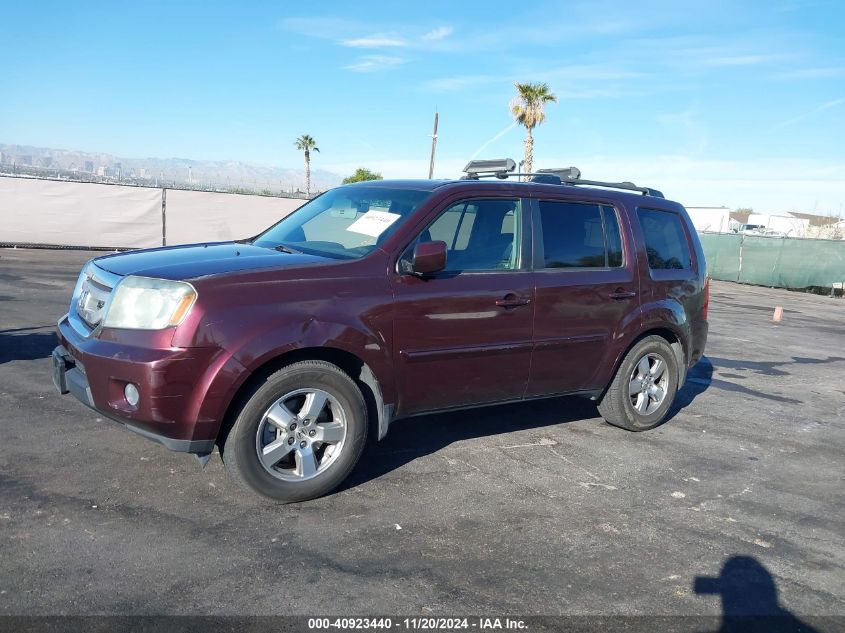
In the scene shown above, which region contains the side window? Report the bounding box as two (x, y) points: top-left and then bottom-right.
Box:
(539, 201), (622, 268)
(426, 204), (462, 246)
(637, 208), (691, 270)
(413, 199), (521, 272)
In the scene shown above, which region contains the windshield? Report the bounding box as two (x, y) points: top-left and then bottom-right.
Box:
(253, 187), (433, 259)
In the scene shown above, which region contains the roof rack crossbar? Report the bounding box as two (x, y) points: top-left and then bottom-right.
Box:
(462, 158), (517, 180)
(461, 159), (664, 197)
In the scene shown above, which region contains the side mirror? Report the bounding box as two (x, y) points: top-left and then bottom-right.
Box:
(411, 240), (447, 275)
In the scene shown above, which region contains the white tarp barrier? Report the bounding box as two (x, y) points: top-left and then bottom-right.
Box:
(165, 189), (304, 245)
(686, 207), (731, 233)
(0, 177), (162, 248)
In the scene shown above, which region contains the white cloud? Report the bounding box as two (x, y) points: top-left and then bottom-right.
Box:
(470, 122), (518, 160)
(699, 54), (788, 67)
(656, 108), (708, 155)
(774, 67), (845, 80)
(325, 155), (845, 215)
(421, 26), (453, 41)
(341, 35), (407, 48)
(535, 155), (845, 213)
(421, 75), (498, 92)
(342, 26), (452, 48)
(278, 16), (360, 39)
(543, 65), (645, 81)
(344, 55), (406, 72)
(773, 96), (845, 129)
(323, 158), (468, 180)
(421, 63), (645, 97)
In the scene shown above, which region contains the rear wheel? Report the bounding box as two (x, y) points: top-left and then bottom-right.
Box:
(597, 336), (679, 431)
(222, 360), (368, 502)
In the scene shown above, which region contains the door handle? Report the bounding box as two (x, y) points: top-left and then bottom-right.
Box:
(496, 294), (531, 308)
(609, 290), (637, 300)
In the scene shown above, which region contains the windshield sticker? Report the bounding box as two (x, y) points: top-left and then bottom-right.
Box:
(346, 211), (401, 237)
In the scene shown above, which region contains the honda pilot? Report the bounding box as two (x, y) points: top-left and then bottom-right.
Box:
(53, 160), (708, 502)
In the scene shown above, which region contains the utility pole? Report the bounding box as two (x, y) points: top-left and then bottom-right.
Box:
(428, 110), (438, 179)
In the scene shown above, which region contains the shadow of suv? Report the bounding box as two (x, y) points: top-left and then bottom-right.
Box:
(52, 163), (708, 502)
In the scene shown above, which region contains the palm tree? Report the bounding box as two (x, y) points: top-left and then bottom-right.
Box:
(510, 82), (557, 176)
(294, 134), (319, 196)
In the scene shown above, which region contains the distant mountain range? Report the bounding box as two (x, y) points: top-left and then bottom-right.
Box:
(0, 143), (342, 193)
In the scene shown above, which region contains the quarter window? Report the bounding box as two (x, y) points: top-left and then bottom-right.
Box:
(637, 208), (691, 270)
(538, 201), (624, 268)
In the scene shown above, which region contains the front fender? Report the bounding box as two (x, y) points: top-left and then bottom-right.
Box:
(231, 314), (394, 400)
(176, 272), (395, 438)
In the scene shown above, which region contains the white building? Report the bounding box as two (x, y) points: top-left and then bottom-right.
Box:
(747, 213), (811, 237)
(686, 206), (732, 233)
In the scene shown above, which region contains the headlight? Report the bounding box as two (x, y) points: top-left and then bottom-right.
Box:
(103, 276), (197, 330)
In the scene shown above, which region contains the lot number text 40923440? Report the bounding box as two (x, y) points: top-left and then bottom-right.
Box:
(308, 617), (528, 630)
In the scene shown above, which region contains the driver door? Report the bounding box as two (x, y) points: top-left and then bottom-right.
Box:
(391, 197), (534, 416)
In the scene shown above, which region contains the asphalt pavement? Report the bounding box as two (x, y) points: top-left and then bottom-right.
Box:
(0, 248), (843, 624)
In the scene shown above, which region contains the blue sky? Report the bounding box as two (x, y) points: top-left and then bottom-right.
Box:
(2, 0), (844, 212)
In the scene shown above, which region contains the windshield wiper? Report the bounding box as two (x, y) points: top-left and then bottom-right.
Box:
(274, 243), (301, 254)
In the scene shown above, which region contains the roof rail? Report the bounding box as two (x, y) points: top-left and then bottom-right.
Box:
(461, 158), (664, 197)
(533, 167), (665, 198)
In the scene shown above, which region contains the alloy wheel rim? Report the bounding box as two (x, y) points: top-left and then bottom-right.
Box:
(255, 388), (347, 482)
(628, 353), (669, 416)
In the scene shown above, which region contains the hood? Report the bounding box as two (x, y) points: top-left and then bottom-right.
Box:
(94, 242), (332, 279)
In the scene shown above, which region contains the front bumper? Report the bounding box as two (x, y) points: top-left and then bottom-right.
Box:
(52, 344), (215, 453)
(53, 314), (238, 454)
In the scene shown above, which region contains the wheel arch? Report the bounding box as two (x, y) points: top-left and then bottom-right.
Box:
(216, 345), (389, 451)
(604, 327), (688, 398)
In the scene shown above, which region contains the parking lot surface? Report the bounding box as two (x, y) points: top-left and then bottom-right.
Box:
(0, 248), (843, 620)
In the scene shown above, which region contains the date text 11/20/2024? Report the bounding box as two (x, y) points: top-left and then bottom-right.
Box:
(308, 618), (528, 630)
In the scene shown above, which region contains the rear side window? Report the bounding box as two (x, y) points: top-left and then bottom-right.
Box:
(637, 208), (691, 270)
(538, 201), (624, 268)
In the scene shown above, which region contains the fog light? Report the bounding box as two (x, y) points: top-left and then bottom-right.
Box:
(124, 383), (140, 407)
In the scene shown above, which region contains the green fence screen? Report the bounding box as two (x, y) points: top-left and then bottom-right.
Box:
(698, 232), (845, 288)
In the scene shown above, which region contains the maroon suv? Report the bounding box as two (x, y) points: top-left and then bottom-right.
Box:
(53, 163), (708, 502)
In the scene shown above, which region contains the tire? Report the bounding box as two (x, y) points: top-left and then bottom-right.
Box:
(222, 360), (368, 503)
(597, 336), (679, 432)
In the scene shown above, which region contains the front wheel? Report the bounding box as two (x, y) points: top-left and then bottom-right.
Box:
(597, 336), (679, 431)
(222, 360), (368, 503)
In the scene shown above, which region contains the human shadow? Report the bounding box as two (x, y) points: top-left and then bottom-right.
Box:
(694, 556), (820, 633)
(706, 355), (845, 378)
(698, 355), (845, 406)
(0, 327), (57, 364)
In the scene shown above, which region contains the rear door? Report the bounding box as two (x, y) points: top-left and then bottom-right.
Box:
(391, 197), (534, 416)
(526, 197), (641, 397)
